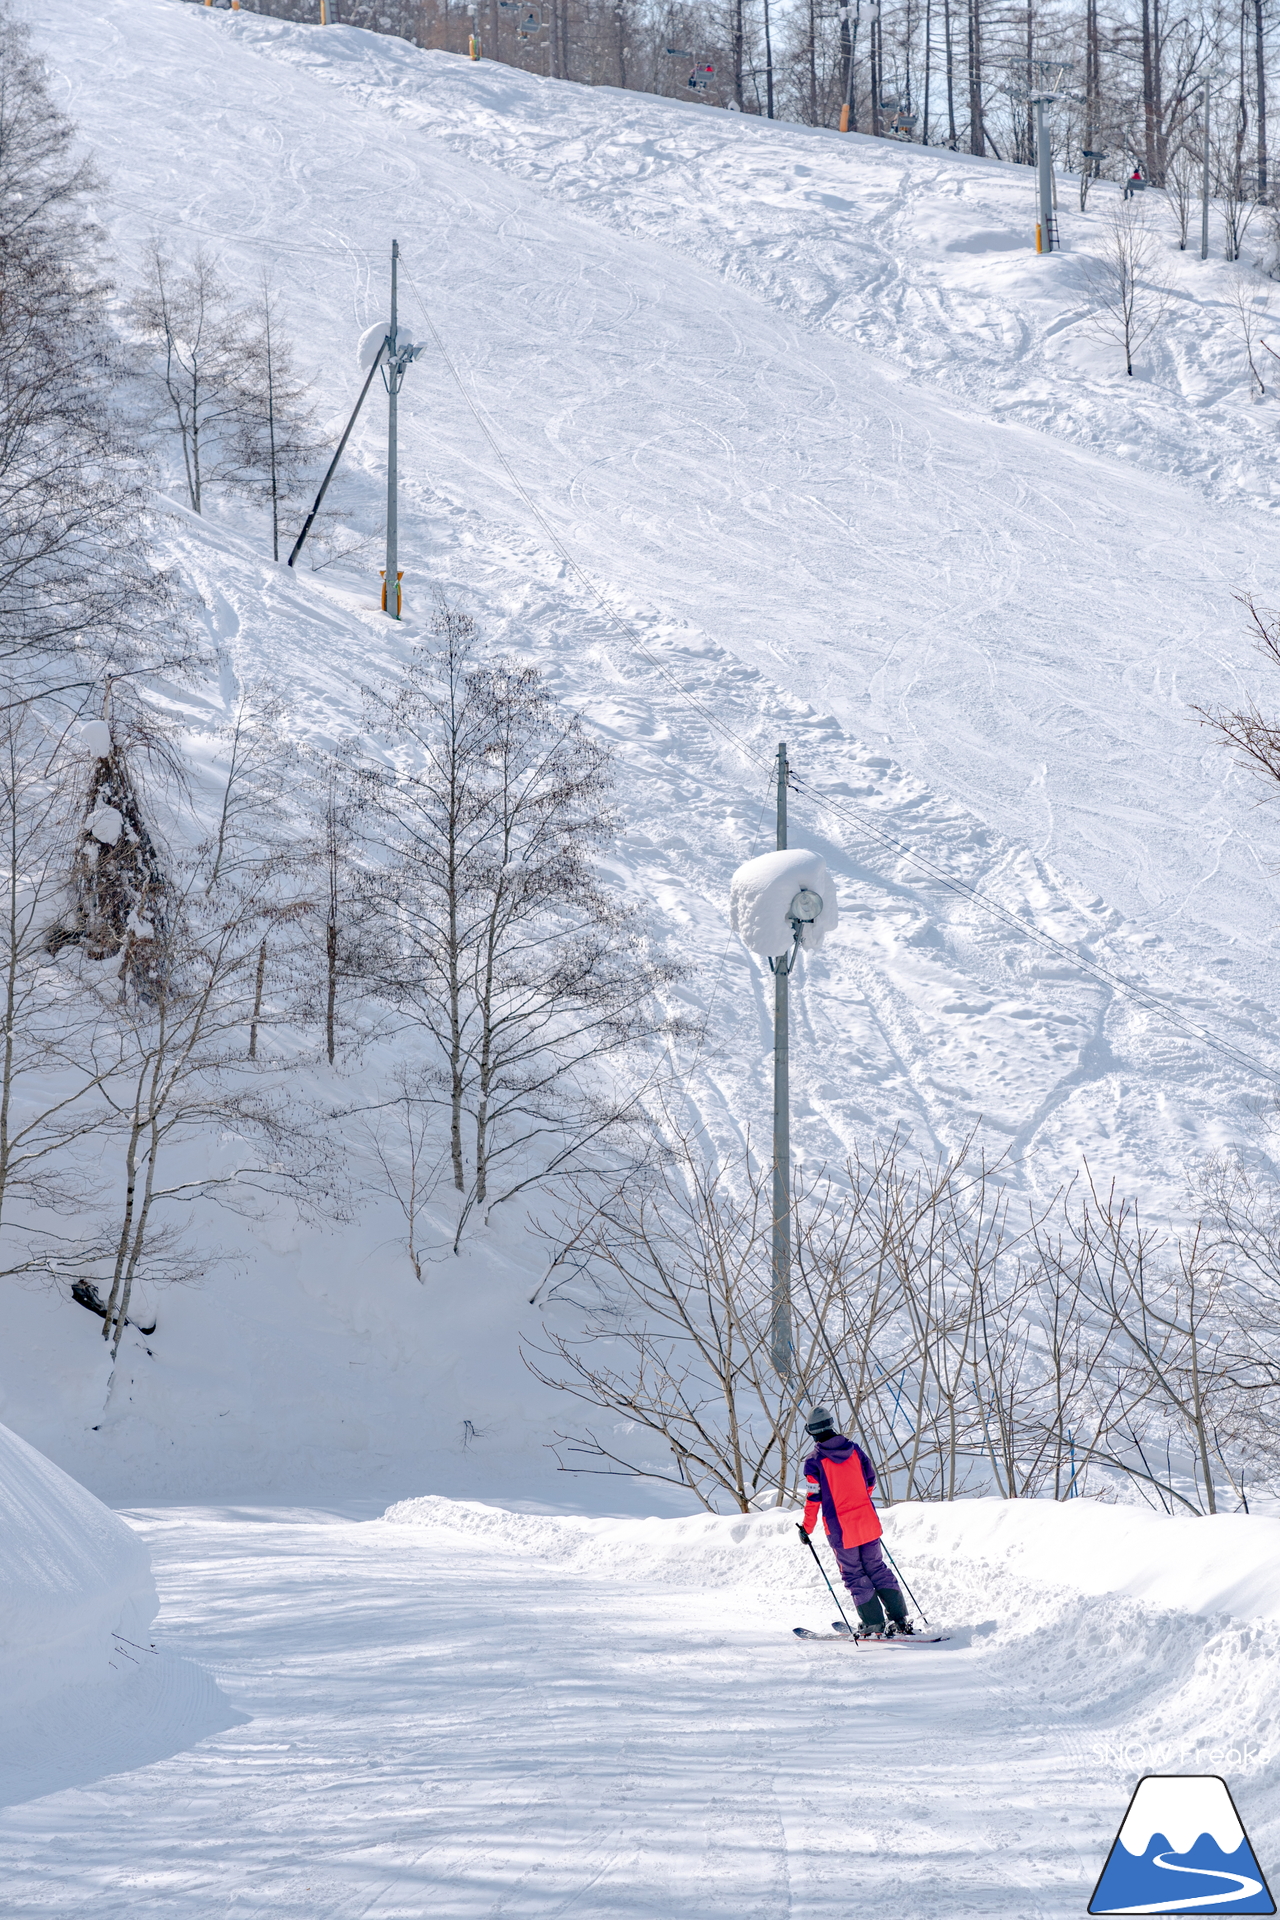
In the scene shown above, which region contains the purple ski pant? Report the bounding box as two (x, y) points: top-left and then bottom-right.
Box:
(832, 1539), (900, 1606)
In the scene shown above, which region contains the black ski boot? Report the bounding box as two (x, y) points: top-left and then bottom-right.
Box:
(854, 1597), (887, 1640)
(879, 1587), (914, 1635)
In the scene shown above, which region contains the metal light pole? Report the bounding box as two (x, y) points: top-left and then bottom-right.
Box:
(730, 768), (834, 1388)
(770, 741), (792, 1380)
(384, 240), (401, 619)
(380, 241), (422, 620)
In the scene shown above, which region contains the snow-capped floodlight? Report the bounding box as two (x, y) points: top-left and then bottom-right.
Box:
(730, 848), (838, 958)
(730, 745), (841, 1390)
(357, 319), (392, 372)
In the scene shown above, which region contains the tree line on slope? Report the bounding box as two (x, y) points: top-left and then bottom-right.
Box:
(10, 0), (1280, 1522)
(529, 613), (1280, 1518)
(0, 8), (686, 1354)
(530, 1128), (1280, 1514)
(217, 0), (1277, 244)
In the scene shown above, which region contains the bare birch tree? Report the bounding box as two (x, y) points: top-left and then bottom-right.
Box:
(359, 605), (691, 1250)
(0, 7), (167, 684)
(1084, 202), (1170, 376)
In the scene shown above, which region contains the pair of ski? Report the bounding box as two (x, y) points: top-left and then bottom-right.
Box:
(794, 1619), (949, 1645)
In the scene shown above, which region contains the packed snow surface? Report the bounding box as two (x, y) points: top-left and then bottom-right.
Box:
(2, 1495), (1279, 1916)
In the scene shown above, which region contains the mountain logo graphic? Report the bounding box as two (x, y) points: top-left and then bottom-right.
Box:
(1089, 1775), (1275, 1914)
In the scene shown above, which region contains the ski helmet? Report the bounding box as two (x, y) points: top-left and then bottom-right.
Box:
(805, 1406), (836, 1440)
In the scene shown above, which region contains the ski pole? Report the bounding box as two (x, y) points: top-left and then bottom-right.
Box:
(878, 1541), (929, 1626)
(798, 1527), (858, 1643)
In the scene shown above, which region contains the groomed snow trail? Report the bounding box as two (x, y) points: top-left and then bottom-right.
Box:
(2, 1501), (1278, 1917)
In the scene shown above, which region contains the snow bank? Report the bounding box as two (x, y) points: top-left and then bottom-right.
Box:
(729, 849), (838, 956)
(383, 1491), (1280, 1623)
(381, 1493), (803, 1587)
(0, 1422), (157, 1718)
(885, 1497), (1280, 1623)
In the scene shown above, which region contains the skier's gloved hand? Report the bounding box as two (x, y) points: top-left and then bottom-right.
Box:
(796, 1523), (811, 1545)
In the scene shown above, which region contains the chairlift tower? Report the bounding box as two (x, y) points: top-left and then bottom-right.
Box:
(1004, 59), (1073, 252)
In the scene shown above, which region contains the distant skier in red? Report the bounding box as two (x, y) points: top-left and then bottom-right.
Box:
(798, 1407), (913, 1638)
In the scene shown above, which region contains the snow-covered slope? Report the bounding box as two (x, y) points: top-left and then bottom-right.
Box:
(0, 1423), (241, 1812)
(0, 1418), (156, 1713)
(10, 0), (1280, 1500)
(2, 1492), (1277, 1914)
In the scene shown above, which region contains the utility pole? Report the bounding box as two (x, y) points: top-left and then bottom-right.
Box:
(729, 760), (835, 1389)
(384, 240), (402, 620)
(380, 242), (421, 619)
(288, 250), (419, 577)
(770, 741), (792, 1382)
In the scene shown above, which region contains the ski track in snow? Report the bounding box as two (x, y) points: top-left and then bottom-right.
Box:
(0, 1500), (1276, 1918)
(29, 0), (1280, 1215)
(10, 15), (1280, 1908)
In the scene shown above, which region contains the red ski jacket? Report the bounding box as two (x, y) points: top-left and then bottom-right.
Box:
(801, 1437), (882, 1550)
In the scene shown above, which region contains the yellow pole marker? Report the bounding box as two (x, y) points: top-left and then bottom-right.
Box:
(840, 103), (850, 131)
(1035, 222), (1043, 252)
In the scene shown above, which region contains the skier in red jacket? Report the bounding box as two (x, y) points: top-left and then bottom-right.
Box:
(798, 1406), (913, 1638)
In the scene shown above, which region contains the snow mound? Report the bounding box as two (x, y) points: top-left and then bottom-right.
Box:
(381, 1494), (804, 1587)
(729, 848), (838, 956)
(383, 1493), (1280, 1628)
(885, 1497), (1280, 1622)
(0, 1421), (157, 1719)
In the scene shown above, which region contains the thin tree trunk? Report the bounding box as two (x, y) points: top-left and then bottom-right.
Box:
(0, 742), (19, 1230)
(1256, 0), (1268, 200)
(249, 937), (266, 1060)
(967, 0), (984, 154)
(871, 11), (881, 134)
(922, 0), (932, 141)
(1141, 0), (1156, 178)
(945, 0), (956, 143)
(325, 795), (339, 1066)
(808, 0), (818, 120)
(266, 304), (279, 562)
